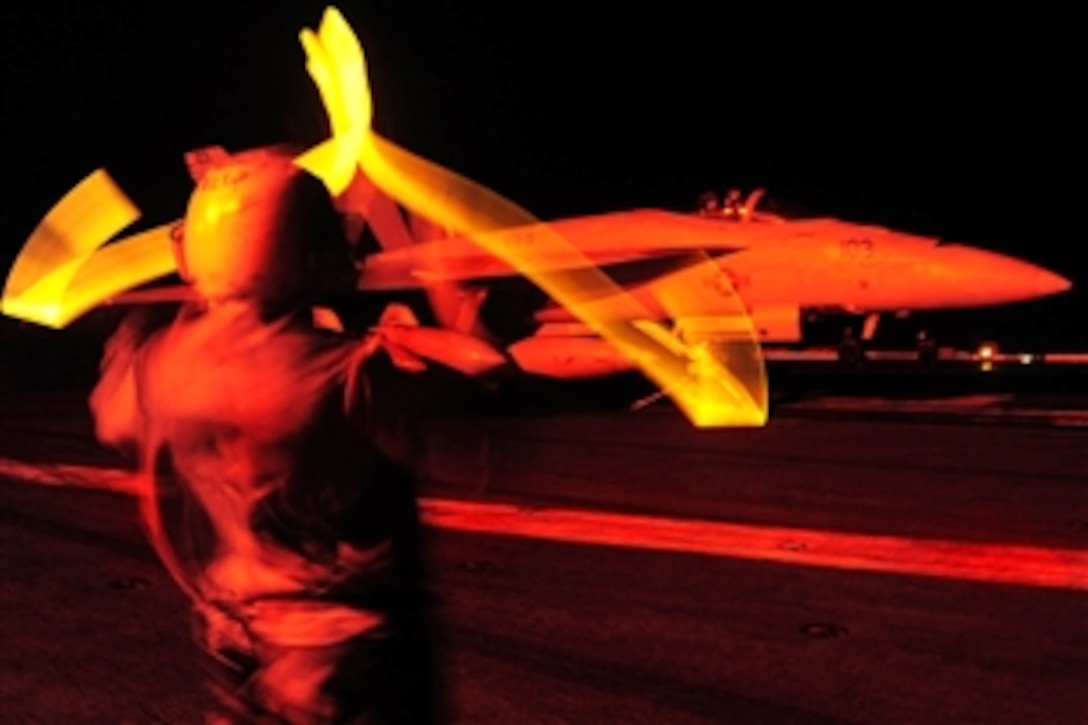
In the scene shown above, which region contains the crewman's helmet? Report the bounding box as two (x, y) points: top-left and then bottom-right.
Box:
(177, 146), (354, 305)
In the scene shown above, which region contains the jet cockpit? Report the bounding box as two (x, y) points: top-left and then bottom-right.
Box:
(696, 188), (805, 224)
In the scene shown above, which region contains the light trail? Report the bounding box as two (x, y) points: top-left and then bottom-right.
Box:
(295, 7), (767, 428)
(2, 7), (767, 428)
(1, 456), (1085, 592)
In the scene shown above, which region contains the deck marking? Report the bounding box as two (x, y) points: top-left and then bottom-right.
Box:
(2, 456), (1085, 591)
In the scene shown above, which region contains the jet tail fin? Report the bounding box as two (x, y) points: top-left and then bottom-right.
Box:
(341, 172), (493, 339)
(337, 172), (416, 249)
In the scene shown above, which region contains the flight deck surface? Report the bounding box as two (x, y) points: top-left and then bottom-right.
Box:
(1, 386), (1085, 723)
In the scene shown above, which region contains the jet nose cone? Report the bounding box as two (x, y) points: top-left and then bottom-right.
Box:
(940, 245), (1074, 306)
(1035, 268), (1073, 296)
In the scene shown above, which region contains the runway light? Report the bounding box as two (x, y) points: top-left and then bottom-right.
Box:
(975, 341), (997, 372)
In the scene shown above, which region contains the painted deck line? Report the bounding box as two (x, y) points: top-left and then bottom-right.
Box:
(2, 456), (1085, 591)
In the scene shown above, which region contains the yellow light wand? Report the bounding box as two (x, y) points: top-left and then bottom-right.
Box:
(295, 7), (766, 427)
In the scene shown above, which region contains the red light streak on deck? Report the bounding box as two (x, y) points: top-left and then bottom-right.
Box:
(2, 457), (1085, 591)
(422, 499), (1088, 591)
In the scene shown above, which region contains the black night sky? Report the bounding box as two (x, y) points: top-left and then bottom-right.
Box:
(2, 2), (1084, 351)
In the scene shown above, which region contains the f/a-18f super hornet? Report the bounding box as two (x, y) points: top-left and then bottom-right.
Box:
(350, 184), (1072, 379)
(5, 146), (1070, 385)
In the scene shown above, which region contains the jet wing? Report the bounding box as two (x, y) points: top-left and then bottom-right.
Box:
(358, 240), (677, 291)
(357, 208), (753, 291)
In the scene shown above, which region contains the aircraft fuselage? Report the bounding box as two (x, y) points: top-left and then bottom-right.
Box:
(356, 207), (1072, 376)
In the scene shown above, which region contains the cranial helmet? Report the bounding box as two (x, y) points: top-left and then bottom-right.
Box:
(177, 146), (354, 304)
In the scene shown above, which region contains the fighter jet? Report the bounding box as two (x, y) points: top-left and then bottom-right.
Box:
(352, 185), (1073, 379)
(3, 146), (1071, 386)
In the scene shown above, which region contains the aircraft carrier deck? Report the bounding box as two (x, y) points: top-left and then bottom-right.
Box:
(1, 363), (1085, 723)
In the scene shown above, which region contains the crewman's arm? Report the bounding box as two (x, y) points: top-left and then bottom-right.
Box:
(89, 312), (157, 451)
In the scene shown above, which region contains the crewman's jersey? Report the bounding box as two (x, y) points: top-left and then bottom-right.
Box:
(91, 303), (417, 645)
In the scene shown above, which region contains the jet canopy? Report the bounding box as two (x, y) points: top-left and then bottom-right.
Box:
(695, 189), (821, 224)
